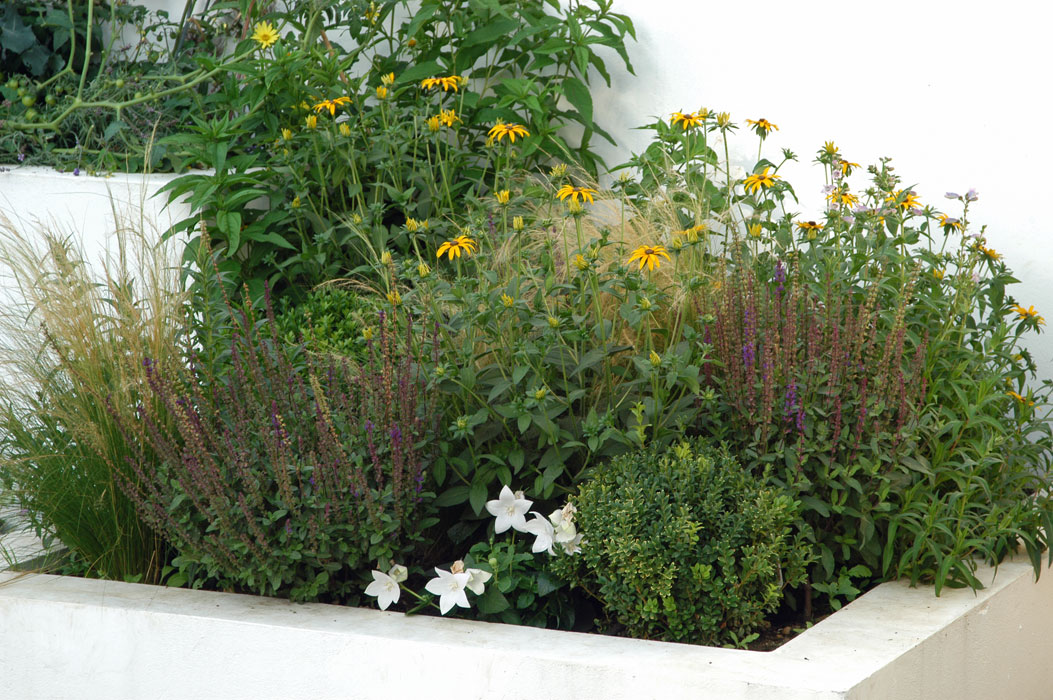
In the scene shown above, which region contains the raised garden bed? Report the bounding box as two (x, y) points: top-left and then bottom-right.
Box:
(0, 554), (1049, 700)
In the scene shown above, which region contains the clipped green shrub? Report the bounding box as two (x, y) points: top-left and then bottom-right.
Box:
(272, 284), (382, 360)
(555, 439), (811, 645)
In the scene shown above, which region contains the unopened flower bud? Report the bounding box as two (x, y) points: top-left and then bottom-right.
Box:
(388, 564), (408, 583)
(451, 560), (465, 574)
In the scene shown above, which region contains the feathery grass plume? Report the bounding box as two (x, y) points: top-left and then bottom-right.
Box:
(0, 208), (184, 582)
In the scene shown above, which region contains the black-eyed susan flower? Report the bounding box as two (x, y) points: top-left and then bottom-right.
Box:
(978, 244), (1000, 261)
(678, 223), (707, 243)
(438, 109), (460, 127)
(405, 217), (428, 233)
(742, 167), (781, 195)
(838, 159), (861, 177)
(822, 141), (839, 156)
(549, 163), (568, 178)
(251, 21), (279, 49)
(304, 114), (318, 129)
(716, 112), (733, 129)
(627, 244), (671, 271)
(376, 86), (388, 100)
(313, 96), (351, 116)
(339, 122), (351, 137)
(386, 290), (402, 306)
(573, 254), (589, 271)
(556, 184), (597, 204)
(670, 110), (705, 130)
(436, 235), (477, 260)
(1013, 304), (1045, 325)
(487, 122), (530, 144)
(748, 223), (764, 238)
(1007, 390), (1035, 406)
(494, 189), (511, 205)
(797, 221), (823, 239)
(933, 268), (945, 281)
(512, 215), (524, 231)
(426, 115), (441, 132)
(281, 128), (293, 141)
(381, 72), (395, 85)
(826, 187), (859, 207)
(886, 189), (921, 211)
(417, 262), (431, 278)
(746, 117), (779, 137)
(937, 214), (963, 232)
(500, 293), (515, 308)
(421, 75), (463, 92)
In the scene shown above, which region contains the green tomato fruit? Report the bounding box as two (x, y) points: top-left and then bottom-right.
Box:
(115, 78), (125, 89)
(45, 94), (56, 106)
(21, 95), (35, 108)
(16, 87), (27, 97)
(24, 108), (38, 121)
(134, 91), (144, 100)
(5, 79), (18, 90)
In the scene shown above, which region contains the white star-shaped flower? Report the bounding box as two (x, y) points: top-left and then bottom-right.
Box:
(364, 570), (401, 610)
(424, 567), (471, 615)
(523, 512), (556, 555)
(465, 568), (492, 595)
(485, 485), (532, 533)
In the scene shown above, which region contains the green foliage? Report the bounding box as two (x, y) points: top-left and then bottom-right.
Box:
(554, 439), (811, 645)
(158, 0), (635, 295)
(118, 281), (440, 602)
(272, 284), (383, 360)
(0, 219), (180, 582)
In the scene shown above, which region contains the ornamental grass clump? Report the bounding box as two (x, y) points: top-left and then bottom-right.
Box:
(0, 213), (181, 582)
(116, 284), (439, 602)
(554, 439), (811, 646)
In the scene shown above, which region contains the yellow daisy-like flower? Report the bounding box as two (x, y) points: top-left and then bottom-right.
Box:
(339, 123), (351, 137)
(826, 188), (859, 207)
(556, 184), (597, 204)
(839, 159), (861, 176)
(742, 167), (781, 195)
(938, 214), (963, 232)
(746, 117), (779, 136)
(417, 262), (431, 278)
(376, 86), (389, 100)
(1012, 304), (1045, 325)
(251, 21), (279, 49)
(573, 254), (589, 271)
(748, 223), (764, 238)
(886, 189), (921, 211)
(313, 96), (351, 116)
(678, 223), (707, 243)
(487, 122), (530, 144)
(500, 293), (514, 308)
(1007, 390), (1035, 406)
(421, 75), (464, 92)
(627, 244), (671, 271)
(549, 163), (568, 178)
(822, 141), (839, 156)
(304, 114), (318, 130)
(438, 109), (460, 127)
(381, 72), (396, 86)
(281, 128), (293, 141)
(978, 244), (1001, 261)
(426, 115), (441, 132)
(716, 112), (732, 129)
(797, 221), (823, 237)
(405, 217), (428, 233)
(362, 327), (374, 340)
(436, 235), (478, 261)
(380, 251), (393, 265)
(386, 290), (402, 306)
(933, 268), (945, 281)
(670, 110), (705, 130)
(494, 189), (511, 205)
(512, 215), (524, 231)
